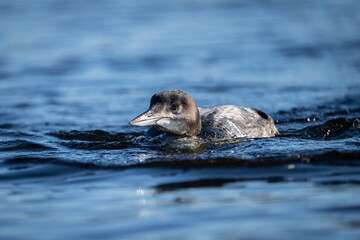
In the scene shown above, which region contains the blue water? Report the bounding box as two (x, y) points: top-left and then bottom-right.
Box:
(1, 0), (360, 239)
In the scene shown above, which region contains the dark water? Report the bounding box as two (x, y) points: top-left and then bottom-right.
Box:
(1, 0), (360, 239)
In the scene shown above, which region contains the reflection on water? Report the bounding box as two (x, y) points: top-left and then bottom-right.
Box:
(0, 0), (360, 239)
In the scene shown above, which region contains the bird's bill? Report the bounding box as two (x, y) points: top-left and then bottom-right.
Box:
(129, 110), (162, 127)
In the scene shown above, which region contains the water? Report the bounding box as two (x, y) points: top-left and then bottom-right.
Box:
(1, 0), (360, 239)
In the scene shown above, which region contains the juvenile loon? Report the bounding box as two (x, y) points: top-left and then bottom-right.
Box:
(129, 90), (278, 140)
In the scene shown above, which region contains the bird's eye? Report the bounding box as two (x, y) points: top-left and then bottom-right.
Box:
(170, 104), (177, 111)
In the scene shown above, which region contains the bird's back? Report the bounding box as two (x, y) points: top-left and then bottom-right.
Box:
(199, 105), (278, 140)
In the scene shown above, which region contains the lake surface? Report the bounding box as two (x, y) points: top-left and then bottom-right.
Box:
(1, 0), (360, 239)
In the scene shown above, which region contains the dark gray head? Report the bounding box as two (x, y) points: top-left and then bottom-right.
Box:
(129, 90), (201, 136)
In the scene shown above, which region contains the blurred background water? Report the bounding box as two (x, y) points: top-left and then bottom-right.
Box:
(0, 0), (360, 239)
